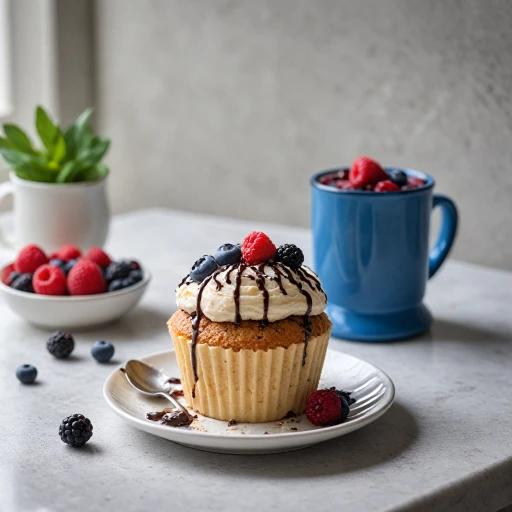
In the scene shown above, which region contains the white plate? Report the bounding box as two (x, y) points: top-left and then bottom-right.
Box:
(0, 265), (151, 330)
(104, 348), (395, 454)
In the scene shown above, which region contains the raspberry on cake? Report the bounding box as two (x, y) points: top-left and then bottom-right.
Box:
(168, 233), (331, 423)
(241, 231), (277, 265)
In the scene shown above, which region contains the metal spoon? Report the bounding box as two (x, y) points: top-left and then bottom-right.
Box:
(124, 359), (184, 412)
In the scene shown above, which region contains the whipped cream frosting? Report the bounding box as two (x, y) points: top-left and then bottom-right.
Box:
(176, 264), (327, 323)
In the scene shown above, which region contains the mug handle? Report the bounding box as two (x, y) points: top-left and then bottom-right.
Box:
(429, 193), (458, 278)
(0, 181), (15, 248)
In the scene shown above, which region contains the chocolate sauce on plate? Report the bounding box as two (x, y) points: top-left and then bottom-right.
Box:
(146, 408), (194, 428)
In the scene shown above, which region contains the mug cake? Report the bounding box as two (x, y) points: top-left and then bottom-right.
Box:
(167, 231), (331, 423)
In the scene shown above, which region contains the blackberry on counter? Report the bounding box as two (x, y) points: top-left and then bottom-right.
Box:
(59, 414), (93, 447)
(104, 261), (132, 283)
(47, 330), (75, 359)
(275, 244), (304, 269)
(11, 273), (34, 293)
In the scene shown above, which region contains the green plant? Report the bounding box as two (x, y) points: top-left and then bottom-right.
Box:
(0, 106), (110, 183)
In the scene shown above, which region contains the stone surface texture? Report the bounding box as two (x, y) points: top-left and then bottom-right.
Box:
(1, 209), (512, 511)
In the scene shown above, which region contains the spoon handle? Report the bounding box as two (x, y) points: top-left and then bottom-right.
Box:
(158, 392), (185, 411)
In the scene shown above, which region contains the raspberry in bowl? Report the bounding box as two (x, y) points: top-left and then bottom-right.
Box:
(316, 156), (428, 193)
(0, 244), (151, 329)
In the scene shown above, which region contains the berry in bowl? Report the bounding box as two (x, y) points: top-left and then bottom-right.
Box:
(0, 244), (150, 329)
(317, 156), (427, 192)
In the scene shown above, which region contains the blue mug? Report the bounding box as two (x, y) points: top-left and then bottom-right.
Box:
(311, 168), (458, 341)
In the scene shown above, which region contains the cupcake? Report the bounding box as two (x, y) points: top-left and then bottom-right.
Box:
(167, 232), (331, 423)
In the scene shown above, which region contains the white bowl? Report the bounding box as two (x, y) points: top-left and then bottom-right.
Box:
(0, 266), (151, 330)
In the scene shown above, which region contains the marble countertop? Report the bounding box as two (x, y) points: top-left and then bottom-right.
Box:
(1, 208), (512, 512)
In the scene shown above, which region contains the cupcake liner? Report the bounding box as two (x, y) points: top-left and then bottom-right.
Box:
(169, 327), (330, 423)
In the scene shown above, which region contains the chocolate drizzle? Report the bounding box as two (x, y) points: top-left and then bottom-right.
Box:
(178, 274), (190, 287)
(186, 261), (324, 395)
(277, 264), (313, 365)
(233, 263), (246, 326)
(254, 263), (270, 326)
(190, 272), (216, 397)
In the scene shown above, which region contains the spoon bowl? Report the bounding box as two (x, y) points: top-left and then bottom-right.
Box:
(125, 360), (172, 394)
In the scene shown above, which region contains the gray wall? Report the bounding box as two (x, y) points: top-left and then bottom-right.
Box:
(4, 0), (512, 270)
(94, 0), (512, 270)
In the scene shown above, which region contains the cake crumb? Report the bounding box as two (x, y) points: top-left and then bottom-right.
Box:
(290, 427), (297, 431)
(283, 410), (296, 419)
(263, 431), (269, 435)
(227, 419), (237, 427)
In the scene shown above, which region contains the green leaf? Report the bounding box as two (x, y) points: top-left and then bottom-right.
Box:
(64, 107), (93, 159)
(52, 132), (66, 164)
(76, 136), (110, 167)
(35, 106), (59, 151)
(0, 136), (16, 150)
(0, 148), (33, 168)
(3, 124), (36, 154)
(56, 161), (78, 183)
(76, 163), (108, 182)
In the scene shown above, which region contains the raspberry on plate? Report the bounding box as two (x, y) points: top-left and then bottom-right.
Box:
(56, 244), (82, 262)
(375, 180), (400, 192)
(83, 246), (112, 268)
(33, 264), (68, 295)
(349, 156), (388, 188)
(305, 389), (342, 426)
(241, 231), (277, 265)
(14, 244), (49, 274)
(67, 260), (106, 295)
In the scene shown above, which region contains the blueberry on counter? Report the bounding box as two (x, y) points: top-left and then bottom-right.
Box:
(190, 255), (218, 283)
(47, 330), (75, 359)
(16, 364), (37, 384)
(215, 243), (242, 266)
(91, 340), (115, 362)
